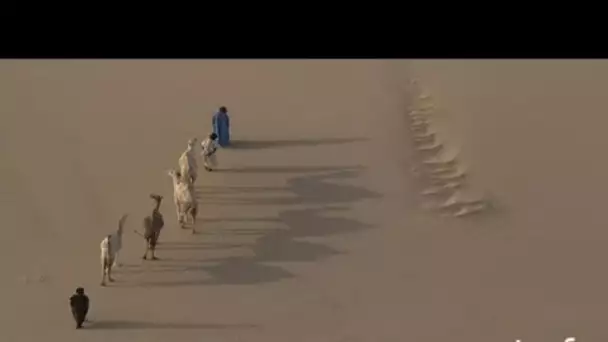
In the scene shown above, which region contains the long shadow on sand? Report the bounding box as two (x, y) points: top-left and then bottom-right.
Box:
(196, 187), (285, 197)
(218, 165), (362, 174)
(87, 320), (257, 330)
(156, 242), (248, 251)
(127, 165), (381, 287)
(195, 206), (373, 285)
(229, 137), (367, 150)
(201, 170), (379, 206)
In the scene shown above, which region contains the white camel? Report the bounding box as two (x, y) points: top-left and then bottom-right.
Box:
(167, 169), (198, 234)
(178, 138), (198, 184)
(100, 214), (128, 286)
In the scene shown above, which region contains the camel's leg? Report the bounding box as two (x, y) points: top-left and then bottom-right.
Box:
(113, 251), (121, 268)
(175, 200), (184, 226)
(191, 207), (198, 234)
(142, 239), (149, 260)
(150, 234), (159, 260)
(179, 204), (187, 228)
(190, 214), (195, 234)
(173, 198), (179, 219)
(100, 259), (107, 286)
(107, 259), (114, 282)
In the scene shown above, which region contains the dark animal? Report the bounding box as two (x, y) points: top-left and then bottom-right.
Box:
(142, 194), (164, 260)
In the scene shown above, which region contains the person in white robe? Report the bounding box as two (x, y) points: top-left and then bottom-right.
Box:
(201, 133), (219, 171)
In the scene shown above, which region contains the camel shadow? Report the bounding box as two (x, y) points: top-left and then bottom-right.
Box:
(134, 168), (380, 287)
(188, 209), (373, 285)
(198, 258), (296, 285)
(157, 242), (247, 251)
(87, 320), (257, 330)
(127, 261), (294, 287)
(195, 186), (285, 197)
(229, 137), (367, 150)
(201, 169), (379, 207)
(200, 217), (282, 224)
(219, 165), (362, 174)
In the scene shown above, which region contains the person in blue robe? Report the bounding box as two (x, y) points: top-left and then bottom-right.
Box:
(212, 106), (231, 147)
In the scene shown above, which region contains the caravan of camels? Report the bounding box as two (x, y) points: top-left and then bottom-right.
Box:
(97, 83), (495, 289)
(99, 130), (220, 288)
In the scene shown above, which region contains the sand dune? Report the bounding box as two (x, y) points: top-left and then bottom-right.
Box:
(1, 59), (606, 341)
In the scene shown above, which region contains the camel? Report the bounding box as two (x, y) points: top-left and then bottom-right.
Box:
(178, 138), (198, 184)
(167, 169), (198, 234)
(142, 194), (164, 260)
(100, 214), (128, 286)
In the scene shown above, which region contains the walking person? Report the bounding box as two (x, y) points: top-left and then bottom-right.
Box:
(201, 133), (219, 172)
(212, 106), (231, 147)
(69, 287), (90, 329)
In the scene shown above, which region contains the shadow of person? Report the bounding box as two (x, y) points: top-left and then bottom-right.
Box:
(229, 137), (367, 150)
(87, 320), (257, 330)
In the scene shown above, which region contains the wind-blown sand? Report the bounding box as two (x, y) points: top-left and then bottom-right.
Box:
(1, 59), (606, 341)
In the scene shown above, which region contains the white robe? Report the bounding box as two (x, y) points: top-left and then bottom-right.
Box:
(200, 138), (218, 168)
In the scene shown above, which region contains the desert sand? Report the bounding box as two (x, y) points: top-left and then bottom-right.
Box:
(1, 59), (606, 341)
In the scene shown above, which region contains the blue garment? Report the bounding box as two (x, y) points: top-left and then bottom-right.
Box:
(212, 111), (230, 147)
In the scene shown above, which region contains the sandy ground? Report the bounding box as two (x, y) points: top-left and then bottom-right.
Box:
(1, 59), (606, 341)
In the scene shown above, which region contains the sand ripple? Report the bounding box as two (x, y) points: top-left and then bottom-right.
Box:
(406, 79), (491, 218)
